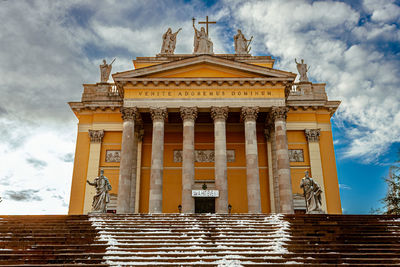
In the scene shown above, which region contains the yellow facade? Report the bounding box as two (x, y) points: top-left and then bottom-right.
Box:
(69, 54), (341, 214)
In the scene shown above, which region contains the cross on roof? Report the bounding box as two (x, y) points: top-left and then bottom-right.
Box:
(198, 16), (216, 35)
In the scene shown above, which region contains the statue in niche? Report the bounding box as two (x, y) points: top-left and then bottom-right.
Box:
(193, 19), (213, 54)
(160, 27), (182, 54)
(87, 169), (112, 213)
(100, 58), (115, 83)
(295, 58), (310, 82)
(300, 171), (324, 214)
(234, 29), (252, 55)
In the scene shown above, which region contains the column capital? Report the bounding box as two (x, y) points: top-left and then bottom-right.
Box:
(150, 107), (168, 121)
(211, 106), (229, 121)
(88, 129), (104, 143)
(271, 106), (289, 121)
(305, 129), (321, 142)
(121, 107), (138, 121)
(241, 106), (259, 122)
(180, 107), (198, 121)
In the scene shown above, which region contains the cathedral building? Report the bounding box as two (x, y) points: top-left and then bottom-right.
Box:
(68, 21), (341, 215)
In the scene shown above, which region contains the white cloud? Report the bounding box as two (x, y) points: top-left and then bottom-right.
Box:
(339, 184), (352, 190)
(0, 121), (75, 215)
(363, 0), (400, 23)
(223, 0), (400, 162)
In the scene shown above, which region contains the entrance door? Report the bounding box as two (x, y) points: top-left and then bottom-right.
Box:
(195, 197), (215, 213)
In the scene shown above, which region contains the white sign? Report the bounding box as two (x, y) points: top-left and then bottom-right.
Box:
(192, 190), (219, 198)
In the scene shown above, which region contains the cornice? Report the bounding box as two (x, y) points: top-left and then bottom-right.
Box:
(287, 100), (340, 115)
(69, 102), (122, 113)
(115, 78), (293, 88)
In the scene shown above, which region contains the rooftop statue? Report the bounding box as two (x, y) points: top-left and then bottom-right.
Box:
(86, 169), (112, 213)
(300, 171), (325, 214)
(192, 17), (213, 54)
(160, 27), (182, 54)
(295, 58), (310, 82)
(234, 29), (252, 55)
(100, 58), (115, 83)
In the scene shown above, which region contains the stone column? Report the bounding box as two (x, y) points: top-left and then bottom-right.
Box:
(241, 107), (262, 213)
(272, 106), (294, 214)
(149, 107), (168, 213)
(211, 106), (229, 213)
(180, 107), (198, 213)
(117, 107), (137, 214)
(305, 129), (327, 212)
(264, 125), (276, 213)
(83, 130), (104, 214)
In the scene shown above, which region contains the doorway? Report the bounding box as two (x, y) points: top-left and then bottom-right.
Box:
(195, 197), (215, 213)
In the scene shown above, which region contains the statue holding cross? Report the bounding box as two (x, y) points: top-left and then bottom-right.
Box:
(192, 17), (214, 54)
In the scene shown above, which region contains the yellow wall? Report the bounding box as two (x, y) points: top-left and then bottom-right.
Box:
(320, 130), (342, 213)
(287, 130), (311, 195)
(287, 110), (342, 214)
(68, 131), (90, 214)
(148, 64), (259, 78)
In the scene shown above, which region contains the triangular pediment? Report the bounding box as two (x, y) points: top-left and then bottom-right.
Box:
(113, 55), (296, 80)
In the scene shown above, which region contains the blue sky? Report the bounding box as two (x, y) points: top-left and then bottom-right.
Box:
(0, 0), (399, 214)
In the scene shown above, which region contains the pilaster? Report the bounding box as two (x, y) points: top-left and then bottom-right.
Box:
(305, 128), (327, 213)
(264, 124), (276, 213)
(134, 128), (144, 213)
(83, 130), (104, 214)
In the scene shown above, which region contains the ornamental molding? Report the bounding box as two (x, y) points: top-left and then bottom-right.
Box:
(88, 129), (104, 143)
(305, 128), (321, 142)
(241, 106), (259, 122)
(115, 78), (293, 88)
(121, 107), (138, 121)
(271, 106), (289, 121)
(150, 107), (168, 121)
(180, 107), (198, 121)
(211, 106), (229, 121)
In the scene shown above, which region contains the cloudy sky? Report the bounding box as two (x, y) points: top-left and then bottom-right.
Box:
(0, 0), (399, 214)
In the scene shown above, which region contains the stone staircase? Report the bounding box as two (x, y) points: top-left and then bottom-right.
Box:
(0, 214), (399, 266)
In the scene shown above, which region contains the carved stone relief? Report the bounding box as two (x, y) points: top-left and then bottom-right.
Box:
(289, 149), (304, 162)
(174, 149), (235, 163)
(106, 150), (121, 162)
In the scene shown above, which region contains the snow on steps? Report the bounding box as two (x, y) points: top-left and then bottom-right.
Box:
(90, 214), (291, 266)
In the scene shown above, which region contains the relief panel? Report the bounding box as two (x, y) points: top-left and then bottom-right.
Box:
(174, 149), (235, 163)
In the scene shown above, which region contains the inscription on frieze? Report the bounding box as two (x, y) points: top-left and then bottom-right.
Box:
(174, 150), (235, 163)
(289, 149), (304, 162)
(106, 150), (121, 162)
